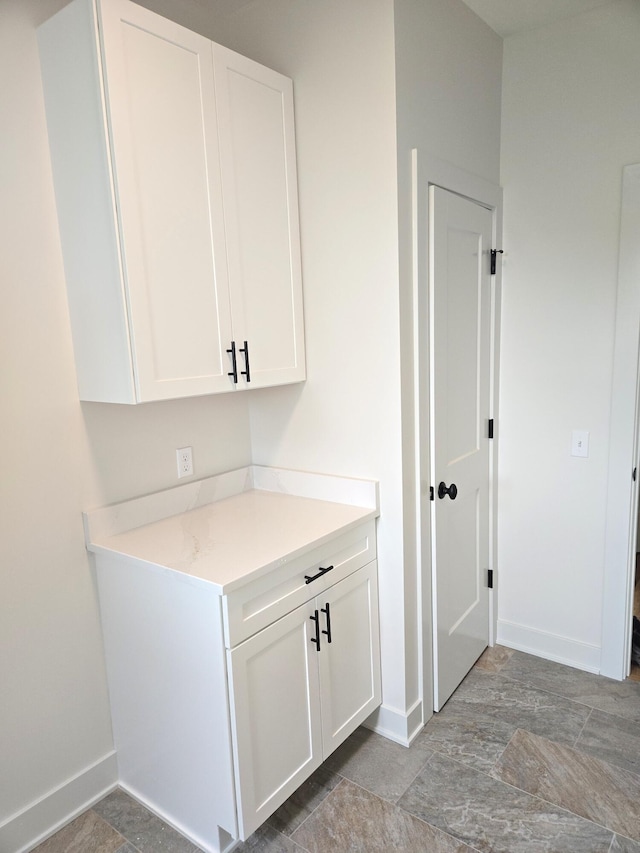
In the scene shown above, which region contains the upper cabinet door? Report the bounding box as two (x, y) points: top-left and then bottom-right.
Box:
(213, 45), (306, 389)
(98, 0), (233, 401)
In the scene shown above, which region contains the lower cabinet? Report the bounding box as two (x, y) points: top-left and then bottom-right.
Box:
(92, 514), (380, 852)
(227, 562), (381, 839)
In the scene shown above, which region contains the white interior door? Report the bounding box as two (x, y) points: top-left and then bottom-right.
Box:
(430, 185), (492, 711)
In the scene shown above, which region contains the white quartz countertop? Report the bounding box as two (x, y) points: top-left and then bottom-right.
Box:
(84, 467), (379, 594)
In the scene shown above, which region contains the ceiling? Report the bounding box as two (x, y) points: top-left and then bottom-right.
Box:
(187, 0), (621, 34)
(461, 0), (621, 37)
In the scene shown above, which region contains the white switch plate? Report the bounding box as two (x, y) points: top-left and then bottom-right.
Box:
(571, 430), (589, 458)
(176, 446), (193, 478)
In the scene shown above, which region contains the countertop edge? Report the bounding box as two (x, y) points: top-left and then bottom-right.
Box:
(88, 505), (378, 595)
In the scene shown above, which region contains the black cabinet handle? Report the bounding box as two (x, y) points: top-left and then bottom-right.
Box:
(304, 565), (334, 585)
(226, 341), (238, 383)
(438, 481), (458, 500)
(310, 609), (320, 651)
(321, 602), (332, 644)
(239, 340), (251, 382)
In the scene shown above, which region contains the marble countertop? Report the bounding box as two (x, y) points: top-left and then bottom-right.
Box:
(84, 466), (378, 593)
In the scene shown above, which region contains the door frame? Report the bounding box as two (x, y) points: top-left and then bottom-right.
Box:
(601, 163), (640, 680)
(411, 150), (503, 717)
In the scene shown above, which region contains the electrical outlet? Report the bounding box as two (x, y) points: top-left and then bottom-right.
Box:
(176, 446), (193, 478)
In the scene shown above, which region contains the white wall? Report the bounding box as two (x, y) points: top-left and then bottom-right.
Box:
(196, 0), (502, 734)
(203, 0), (414, 739)
(135, 0), (502, 735)
(0, 1), (252, 847)
(393, 0), (502, 715)
(498, 0), (640, 670)
(394, 0), (502, 187)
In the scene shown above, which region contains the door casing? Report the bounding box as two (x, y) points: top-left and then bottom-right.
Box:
(411, 150), (503, 721)
(602, 163), (640, 680)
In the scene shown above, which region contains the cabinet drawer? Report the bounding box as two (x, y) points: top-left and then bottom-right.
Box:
(222, 520), (376, 648)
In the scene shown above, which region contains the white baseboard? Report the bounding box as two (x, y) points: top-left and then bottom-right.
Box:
(497, 619), (601, 673)
(0, 752), (118, 853)
(118, 782), (236, 853)
(363, 698), (424, 747)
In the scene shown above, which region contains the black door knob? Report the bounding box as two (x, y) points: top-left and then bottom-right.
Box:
(438, 481), (458, 500)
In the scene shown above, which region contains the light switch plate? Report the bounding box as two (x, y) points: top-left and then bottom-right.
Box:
(571, 430), (589, 458)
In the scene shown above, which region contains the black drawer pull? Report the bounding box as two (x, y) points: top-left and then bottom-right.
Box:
(226, 341), (238, 383)
(239, 340), (251, 382)
(321, 602), (332, 644)
(304, 565), (334, 585)
(310, 609), (320, 651)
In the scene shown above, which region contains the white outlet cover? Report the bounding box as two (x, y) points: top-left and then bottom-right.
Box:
(177, 446), (193, 478)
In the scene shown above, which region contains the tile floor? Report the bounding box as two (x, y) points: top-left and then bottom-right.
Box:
(33, 646), (640, 853)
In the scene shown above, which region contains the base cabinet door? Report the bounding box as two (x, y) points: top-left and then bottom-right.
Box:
(227, 562), (381, 840)
(318, 562), (382, 755)
(227, 600), (323, 840)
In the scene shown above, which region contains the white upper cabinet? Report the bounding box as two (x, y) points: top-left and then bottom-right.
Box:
(38, 0), (305, 403)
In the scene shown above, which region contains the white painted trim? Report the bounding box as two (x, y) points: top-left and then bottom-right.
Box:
(411, 150), (502, 715)
(119, 781), (237, 853)
(497, 620), (601, 673)
(601, 163), (640, 680)
(0, 751), (117, 853)
(363, 698), (424, 747)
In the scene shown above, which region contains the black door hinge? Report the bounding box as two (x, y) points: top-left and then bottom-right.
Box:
(634, 467), (637, 482)
(487, 569), (494, 589)
(488, 418), (494, 439)
(430, 486), (434, 501)
(490, 249), (503, 275)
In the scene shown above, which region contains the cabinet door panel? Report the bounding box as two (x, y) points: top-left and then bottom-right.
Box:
(214, 45), (305, 389)
(99, 0), (233, 400)
(227, 600), (322, 840)
(318, 562), (381, 756)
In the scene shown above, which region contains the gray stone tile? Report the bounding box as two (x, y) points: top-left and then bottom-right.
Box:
(416, 704), (515, 772)
(501, 651), (640, 721)
(291, 778), (472, 853)
(235, 823), (305, 852)
(493, 728), (640, 840)
(443, 668), (591, 747)
(474, 644), (514, 673)
(267, 764), (341, 836)
(398, 751), (613, 853)
(323, 725), (432, 802)
(577, 708), (640, 777)
(115, 846), (139, 853)
(94, 789), (199, 853)
(611, 836), (640, 852)
(32, 810), (126, 853)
